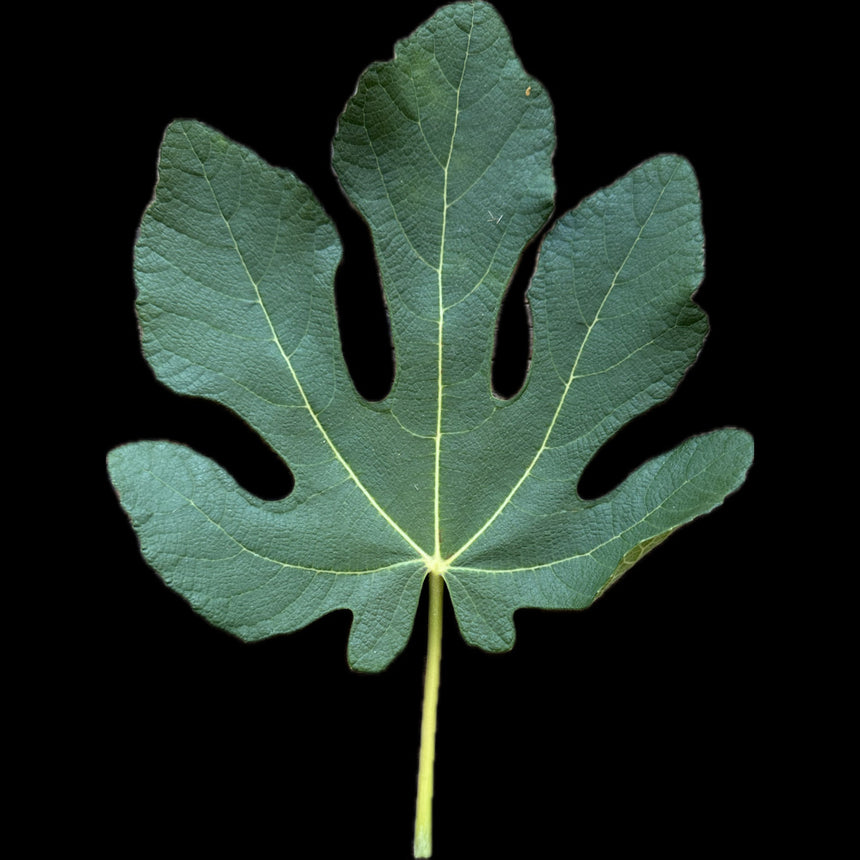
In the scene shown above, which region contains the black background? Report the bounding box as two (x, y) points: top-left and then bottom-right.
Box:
(81, 2), (769, 856)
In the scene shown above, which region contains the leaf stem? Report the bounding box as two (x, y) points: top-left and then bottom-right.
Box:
(414, 570), (444, 858)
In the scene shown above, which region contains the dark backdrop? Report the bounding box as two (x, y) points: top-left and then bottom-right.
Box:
(82, 2), (767, 856)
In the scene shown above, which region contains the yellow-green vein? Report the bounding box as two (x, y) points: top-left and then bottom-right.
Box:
(446, 163), (679, 567)
(433, 8), (474, 563)
(184, 128), (431, 567)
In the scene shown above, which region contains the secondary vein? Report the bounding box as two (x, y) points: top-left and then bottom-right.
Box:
(184, 127), (430, 566)
(446, 163), (679, 567)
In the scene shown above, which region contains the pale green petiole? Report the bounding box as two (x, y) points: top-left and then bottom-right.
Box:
(413, 570), (444, 858)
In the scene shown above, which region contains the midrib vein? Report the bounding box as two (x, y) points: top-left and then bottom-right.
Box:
(186, 131), (428, 564)
(447, 166), (678, 566)
(434, 13), (474, 561)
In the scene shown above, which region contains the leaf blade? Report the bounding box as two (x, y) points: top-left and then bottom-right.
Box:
(442, 155), (709, 562)
(333, 1), (556, 558)
(110, 2), (753, 674)
(445, 427), (753, 652)
(108, 441), (428, 671)
(121, 119), (435, 669)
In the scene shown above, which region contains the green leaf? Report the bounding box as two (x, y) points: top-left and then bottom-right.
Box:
(109, 5), (753, 852)
(109, 0), (751, 672)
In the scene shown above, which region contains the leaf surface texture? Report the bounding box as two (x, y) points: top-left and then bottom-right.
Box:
(109, 2), (753, 671)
